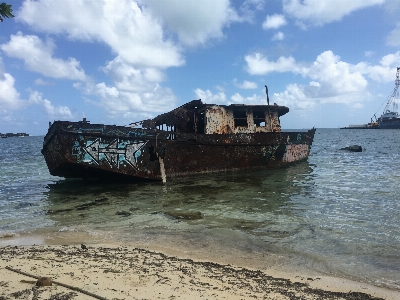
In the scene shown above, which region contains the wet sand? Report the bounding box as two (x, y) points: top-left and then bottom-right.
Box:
(1, 243), (398, 300)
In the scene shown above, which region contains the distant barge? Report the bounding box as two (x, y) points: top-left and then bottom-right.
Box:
(42, 97), (315, 182)
(0, 132), (29, 138)
(340, 123), (379, 129)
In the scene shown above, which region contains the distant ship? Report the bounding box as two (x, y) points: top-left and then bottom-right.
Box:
(0, 132), (29, 138)
(376, 67), (400, 129)
(340, 122), (379, 129)
(341, 67), (400, 129)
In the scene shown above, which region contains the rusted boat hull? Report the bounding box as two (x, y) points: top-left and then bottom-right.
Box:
(41, 121), (315, 181)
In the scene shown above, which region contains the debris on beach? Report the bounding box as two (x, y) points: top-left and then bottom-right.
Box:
(36, 277), (52, 286)
(0, 245), (387, 300)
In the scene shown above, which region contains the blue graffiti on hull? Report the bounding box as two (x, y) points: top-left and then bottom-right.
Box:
(82, 138), (147, 169)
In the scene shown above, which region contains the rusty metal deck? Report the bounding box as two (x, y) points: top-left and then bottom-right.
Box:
(41, 100), (315, 181)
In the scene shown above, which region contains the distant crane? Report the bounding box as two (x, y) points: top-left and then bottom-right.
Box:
(372, 67), (400, 122)
(384, 66), (400, 114)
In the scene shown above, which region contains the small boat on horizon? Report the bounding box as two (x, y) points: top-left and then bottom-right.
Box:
(0, 133), (29, 137)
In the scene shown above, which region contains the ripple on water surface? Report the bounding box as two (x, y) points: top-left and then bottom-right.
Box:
(0, 130), (399, 290)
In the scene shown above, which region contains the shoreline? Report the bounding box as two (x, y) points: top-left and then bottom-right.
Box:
(1, 235), (399, 299)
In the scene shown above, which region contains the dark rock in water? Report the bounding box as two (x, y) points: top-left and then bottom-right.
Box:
(75, 197), (110, 211)
(75, 203), (92, 211)
(95, 197), (109, 203)
(14, 202), (33, 209)
(36, 277), (52, 286)
(340, 145), (362, 152)
(164, 211), (203, 220)
(46, 208), (74, 215)
(0, 233), (16, 239)
(115, 211), (132, 217)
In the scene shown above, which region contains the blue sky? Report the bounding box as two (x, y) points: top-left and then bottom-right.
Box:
(1, 0), (400, 135)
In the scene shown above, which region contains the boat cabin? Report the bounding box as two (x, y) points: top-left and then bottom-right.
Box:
(141, 100), (289, 135)
(381, 110), (399, 119)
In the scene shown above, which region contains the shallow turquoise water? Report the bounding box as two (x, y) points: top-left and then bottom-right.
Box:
(0, 129), (399, 290)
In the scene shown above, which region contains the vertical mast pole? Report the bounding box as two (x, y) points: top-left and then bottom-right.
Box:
(265, 85), (272, 132)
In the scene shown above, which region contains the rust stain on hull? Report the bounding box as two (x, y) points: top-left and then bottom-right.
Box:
(41, 100), (316, 181)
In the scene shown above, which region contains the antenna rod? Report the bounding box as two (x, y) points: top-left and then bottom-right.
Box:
(265, 85), (270, 106)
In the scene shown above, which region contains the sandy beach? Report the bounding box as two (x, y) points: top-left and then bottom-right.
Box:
(1, 242), (399, 300)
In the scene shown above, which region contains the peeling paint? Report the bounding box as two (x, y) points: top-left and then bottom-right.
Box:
(282, 144), (310, 163)
(41, 100), (315, 181)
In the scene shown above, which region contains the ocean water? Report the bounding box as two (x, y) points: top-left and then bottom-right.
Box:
(0, 129), (399, 291)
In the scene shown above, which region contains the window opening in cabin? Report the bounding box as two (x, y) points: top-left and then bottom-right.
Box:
(233, 110), (248, 127)
(156, 124), (176, 140)
(196, 111), (205, 134)
(253, 110), (266, 127)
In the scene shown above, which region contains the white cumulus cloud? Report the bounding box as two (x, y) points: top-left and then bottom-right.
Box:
(0, 57), (28, 112)
(273, 83), (316, 110)
(245, 53), (297, 75)
(17, 0), (184, 68)
(272, 32), (285, 41)
(144, 0), (241, 46)
(103, 56), (166, 93)
(283, 0), (385, 27)
(0, 56), (73, 121)
(243, 50), (396, 109)
(28, 91), (73, 119)
(306, 51), (367, 94)
(230, 93), (265, 104)
(0, 74), (25, 111)
(245, 50), (369, 94)
(1, 32), (86, 80)
(387, 23), (400, 46)
(194, 89), (228, 104)
(353, 52), (400, 82)
(194, 88), (265, 106)
(262, 14), (287, 30)
(269, 50), (400, 112)
(34, 78), (54, 86)
(66, 54), (179, 121)
(233, 79), (258, 89)
(75, 79), (178, 122)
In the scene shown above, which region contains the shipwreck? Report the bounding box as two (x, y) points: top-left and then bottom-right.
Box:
(42, 94), (315, 182)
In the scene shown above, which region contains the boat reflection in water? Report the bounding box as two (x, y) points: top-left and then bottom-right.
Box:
(43, 160), (314, 237)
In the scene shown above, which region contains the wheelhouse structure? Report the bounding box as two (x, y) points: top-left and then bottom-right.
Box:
(42, 100), (315, 182)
